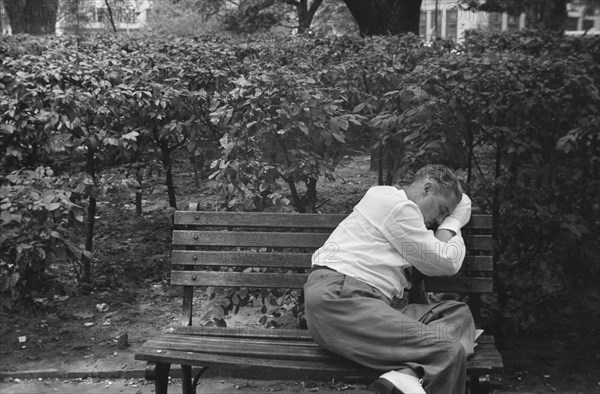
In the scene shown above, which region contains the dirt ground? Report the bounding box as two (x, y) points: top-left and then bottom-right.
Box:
(1, 155), (599, 394)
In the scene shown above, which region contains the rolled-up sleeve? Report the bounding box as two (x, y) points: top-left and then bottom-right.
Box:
(380, 203), (465, 276)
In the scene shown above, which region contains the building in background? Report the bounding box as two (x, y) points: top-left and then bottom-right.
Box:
(419, 0), (599, 41)
(1, 0), (598, 37)
(0, 0), (11, 35)
(565, 1), (600, 35)
(55, 0), (151, 35)
(419, 0), (525, 42)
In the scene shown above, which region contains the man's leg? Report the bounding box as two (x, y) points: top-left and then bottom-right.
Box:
(402, 300), (476, 357)
(304, 271), (468, 394)
(401, 300), (476, 393)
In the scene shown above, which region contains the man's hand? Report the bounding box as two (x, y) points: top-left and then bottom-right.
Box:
(438, 193), (472, 235)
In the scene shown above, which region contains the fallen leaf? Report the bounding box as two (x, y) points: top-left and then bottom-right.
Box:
(74, 312), (94, 319)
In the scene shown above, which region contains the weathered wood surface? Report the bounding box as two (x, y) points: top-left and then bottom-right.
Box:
(175, 211), (493, 230)
(172, 251), (493, 271)
(172, 231), (493, 250)
(170, 271), (493, 293)
(135, 332), (503, 378)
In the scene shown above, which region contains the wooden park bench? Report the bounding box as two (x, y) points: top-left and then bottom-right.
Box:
(135, 209), (503, 394)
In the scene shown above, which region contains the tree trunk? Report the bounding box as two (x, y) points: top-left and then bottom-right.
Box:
(135, 168), (143, 216)
(304, 176), (318, 212)
(286, 176), (304, 213)
(81, 194), (96, 283)
(296, 0), (324, 34)
(343, 0), (422, 35)
(4, 0), (58, 34)
(492, 134), (506, 344)
(465, 117), (474, 185)
(81, 147), (97, 283)
(377, 145), (384, 185)
(159, 141), (178, 209)
(540, 0), (567, 31)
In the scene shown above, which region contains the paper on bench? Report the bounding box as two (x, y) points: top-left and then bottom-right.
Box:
(473, 329), (484, 348)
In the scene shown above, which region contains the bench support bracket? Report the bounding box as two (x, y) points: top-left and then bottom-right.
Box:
(181, 365), (208, 394)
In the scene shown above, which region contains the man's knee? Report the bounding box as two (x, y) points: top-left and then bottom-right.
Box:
(439, 300), (474, 322)
(439, 299), (468, 310)
(439, 339), (467, 362)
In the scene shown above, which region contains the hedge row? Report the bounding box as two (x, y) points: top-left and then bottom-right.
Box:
(1, 31), (599, 334)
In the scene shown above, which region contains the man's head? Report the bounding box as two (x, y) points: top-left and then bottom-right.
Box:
(405, 165), (462, 229)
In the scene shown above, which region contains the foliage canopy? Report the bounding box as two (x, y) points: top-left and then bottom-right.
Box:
(1, 31), (599, 335)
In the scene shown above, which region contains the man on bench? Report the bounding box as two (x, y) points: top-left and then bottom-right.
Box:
(304, 164), (475, 394)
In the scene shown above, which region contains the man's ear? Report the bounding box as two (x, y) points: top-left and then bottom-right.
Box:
(423, 182), (432, 195)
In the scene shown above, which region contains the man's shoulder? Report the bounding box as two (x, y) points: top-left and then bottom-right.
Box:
(364, 185), (406, 201)
(366, 185), (401, 194)
(358, 186), (411, 212)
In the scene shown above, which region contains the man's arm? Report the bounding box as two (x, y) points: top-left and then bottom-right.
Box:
(438, 193), (472, 236)
(382, 193), (473, 276)
(382, 205), (466, 276)
(434, 228), (456, 242)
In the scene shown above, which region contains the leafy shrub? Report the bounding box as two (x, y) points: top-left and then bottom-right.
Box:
(0, 167), (86, 310)
(2, 31), (598, 335)
(358, 30), (600, 334)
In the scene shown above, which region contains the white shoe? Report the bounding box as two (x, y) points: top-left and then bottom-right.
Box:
(372, 371), (426, 394)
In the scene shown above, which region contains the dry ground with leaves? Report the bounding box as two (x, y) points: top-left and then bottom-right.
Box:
(1, 155), (598, 393)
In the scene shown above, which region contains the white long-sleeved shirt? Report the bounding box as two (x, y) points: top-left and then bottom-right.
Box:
(311, 186), (466, 300)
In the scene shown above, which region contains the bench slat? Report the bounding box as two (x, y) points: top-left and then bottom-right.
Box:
(173, 231), (493, 250)
(135, 334), (503, 376)
(135, 348), (379, 381)
(172, 326), (314, 340)
(170, 271), (493, 292)
(175, 211), (493, 230)
(172, 251), (493, 271)
(142, 334), (503, 365)
(173, 231), (328, 248)
(171, 326), (498, 345)
(424, 277), (493, 292)
(142, 335), (340, 361)
(176, 212), (348, 229)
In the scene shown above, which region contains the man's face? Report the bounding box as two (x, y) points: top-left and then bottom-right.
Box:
(416, 183), (460, 229)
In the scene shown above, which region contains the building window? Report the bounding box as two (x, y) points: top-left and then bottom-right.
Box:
(420, 10), (427, 37)
(583, 19), (595, 31)
(97, 8), (107, 23)
(488, 12), (502, 31)
(430, 9), (442, 36)
(566, 16), (579, 30)
(507, 14), (519, 30)
(446, 7), (458, 40)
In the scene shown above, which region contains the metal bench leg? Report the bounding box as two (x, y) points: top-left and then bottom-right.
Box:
(181, 365), (209, 394)
(182, 365), (192, 394)
(148, 362), (171, 394)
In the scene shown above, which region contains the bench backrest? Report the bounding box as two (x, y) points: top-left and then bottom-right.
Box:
(172, 211), (493, 326)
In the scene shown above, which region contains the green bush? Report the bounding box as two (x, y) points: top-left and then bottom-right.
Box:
(360, 30), (600, 334)
(0, 167), (86, 310)
(1, 32), (598, 335)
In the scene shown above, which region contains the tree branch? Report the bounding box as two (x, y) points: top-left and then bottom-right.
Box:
(104, 0), (117, 32)
(308, 0), (324, 17)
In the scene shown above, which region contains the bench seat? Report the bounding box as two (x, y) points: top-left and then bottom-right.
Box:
(136, 328), (502, 382)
